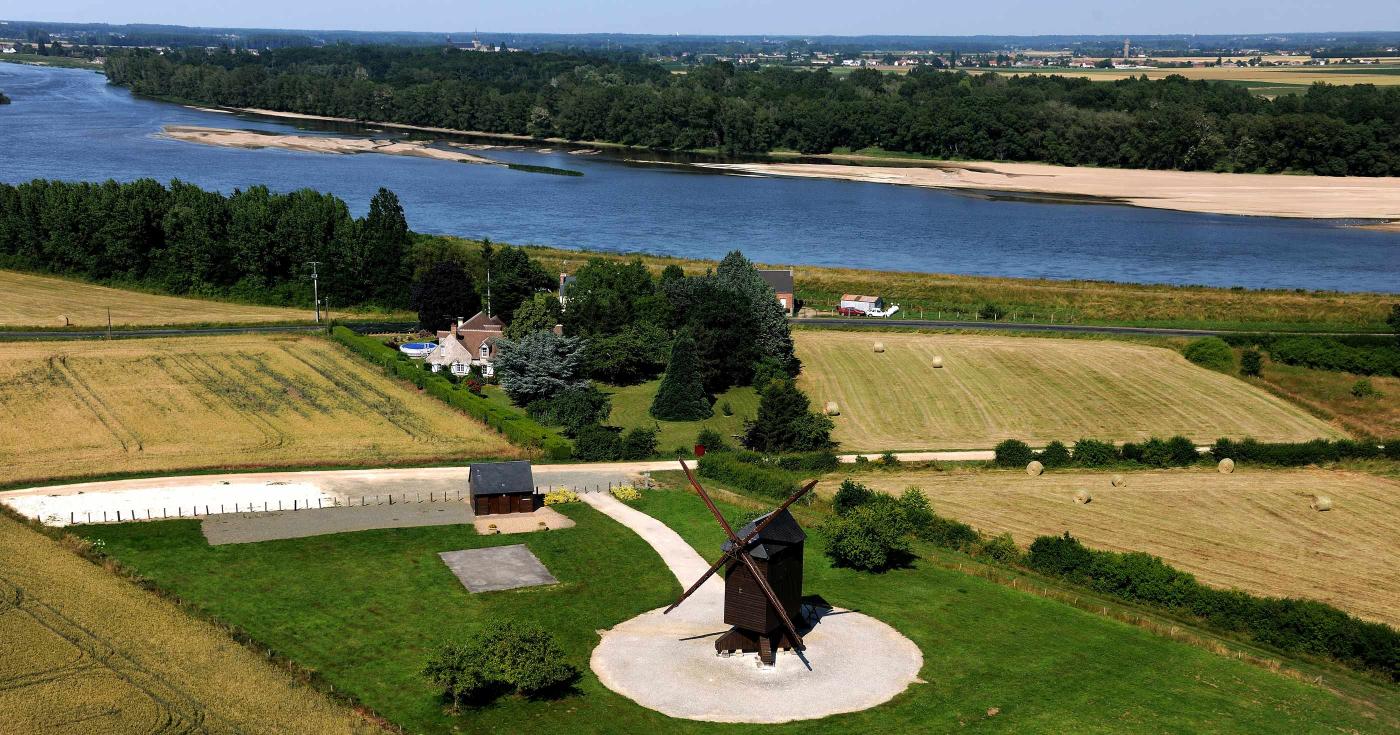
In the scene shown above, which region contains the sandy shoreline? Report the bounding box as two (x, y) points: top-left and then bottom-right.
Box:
(213, 106), (1400, 224)
(159, 124), (499, 165)
(689, 161), (1400, 223)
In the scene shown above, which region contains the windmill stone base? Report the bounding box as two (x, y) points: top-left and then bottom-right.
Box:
(715, 624), (805, 666)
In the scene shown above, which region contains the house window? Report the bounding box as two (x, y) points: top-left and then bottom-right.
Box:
(779, 297), (788, 309)
(452, 362), (468, 376)
(480, 344), (490, 358)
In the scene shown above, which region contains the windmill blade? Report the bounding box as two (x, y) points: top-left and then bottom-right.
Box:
(679, 460), (805, 647)
(664, 479), (816, 615)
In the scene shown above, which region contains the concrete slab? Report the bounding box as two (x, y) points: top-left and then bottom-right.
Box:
(439, 544), (558, 593)
(473, 507), (575, 535)
(202, 501), (472, 546)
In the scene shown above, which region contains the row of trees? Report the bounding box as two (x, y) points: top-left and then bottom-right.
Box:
(0, 179), (412, 308)
(106, 46), (1400, 175)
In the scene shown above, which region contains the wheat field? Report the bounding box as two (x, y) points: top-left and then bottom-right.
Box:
(0, 335), (521, 488)
(0, 269), (312, 327)
(820, 467), (1400, 628)
(795, 331), (1343, 451)
(0, 512), (376, 733)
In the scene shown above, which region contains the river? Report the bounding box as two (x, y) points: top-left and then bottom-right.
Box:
(1, 62), (1396, 293)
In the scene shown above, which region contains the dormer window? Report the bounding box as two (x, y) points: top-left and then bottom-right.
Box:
(480, 344), (490, 358)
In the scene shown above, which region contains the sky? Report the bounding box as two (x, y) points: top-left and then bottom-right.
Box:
(5, 0), (1398, 37)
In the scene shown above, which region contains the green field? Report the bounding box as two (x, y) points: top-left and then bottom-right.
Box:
(75, 490), (1396, 734)
(604, 380), (758, 452)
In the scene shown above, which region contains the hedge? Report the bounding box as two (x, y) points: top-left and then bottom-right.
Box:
(1210, 437), (1385, 466)
(696, 453), (801, 500)
(331, 327), (571, 460)
(1027, 533), (1399, 680)
(998, 436), (1202, 469)
(1267, 337), (1400, 377)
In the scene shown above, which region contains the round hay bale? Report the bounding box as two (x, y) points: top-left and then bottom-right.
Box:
(1310, 495), (1333, 512)
(1073, 489), (1092, 505)
(1110, 474), (1126, 487)
(873, 342), (886, 353)
(1218, 458), (1235, 474)
(931, 355), (944, 368)
(824, 401), (841, 416)
(1026, 460), (1044, 477)
(58, 314), (70, 326)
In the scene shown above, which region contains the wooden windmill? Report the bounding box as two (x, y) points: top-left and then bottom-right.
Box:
(666, 461), (817, 666)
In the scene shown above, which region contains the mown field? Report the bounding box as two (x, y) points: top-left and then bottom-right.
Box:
(604, 380), (758, 452)
(454, 239), (1394, 332)
(822, 467), (1400, 628)
(74, 489), (1398, 734)
(0, 512), (372, 734)
(0, 334), (520, 488)
(0, 269), (311, 327)
(794, 331), (1343, 451)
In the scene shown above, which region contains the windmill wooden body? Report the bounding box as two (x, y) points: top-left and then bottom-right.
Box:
(666, 461), (817, 666)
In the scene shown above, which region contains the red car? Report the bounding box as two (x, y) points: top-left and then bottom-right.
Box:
(836, 306), (869, 317)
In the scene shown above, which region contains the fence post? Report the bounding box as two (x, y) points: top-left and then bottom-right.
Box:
(71, 512), (74, 524)
(294, 500), (297, 511)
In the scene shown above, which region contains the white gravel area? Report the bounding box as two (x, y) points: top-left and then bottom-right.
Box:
(3, 481), (338, 526)
(582, 492), (924, 723)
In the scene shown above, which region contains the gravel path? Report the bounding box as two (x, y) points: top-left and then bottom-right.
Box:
(582, 492), (924, 723)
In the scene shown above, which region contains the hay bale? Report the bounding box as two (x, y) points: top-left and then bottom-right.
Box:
(824, 401), (841, 416)
(1110, 474), (1126, 487)
(58, 314), (70, 326)
(873, 342), (885, 353)
(1310, 495), (1333, 512)
(1026, 460), (1044, 477)
(931, 355), (944, 368)
(1218, 458), (1235, 474)
(1073, 489), (1092, 505)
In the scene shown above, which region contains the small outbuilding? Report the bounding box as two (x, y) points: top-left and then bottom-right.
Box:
(468, 460), (540, 516)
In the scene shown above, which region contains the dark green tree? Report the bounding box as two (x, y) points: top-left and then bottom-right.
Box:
(361, 187), (413, 306)
(504, 292), (562, 340)
(742, 377), (834, 452)
(410, 259), (479, 332)
(1240, 348), (1263, 377)
(650, 332), (711, 421)
(715, 250), (799, 375)
(482, 244), (553, 322)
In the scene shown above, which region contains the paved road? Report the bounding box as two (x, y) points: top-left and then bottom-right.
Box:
(799, 317), (1261, 337)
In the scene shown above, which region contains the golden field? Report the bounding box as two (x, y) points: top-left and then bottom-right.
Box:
(794, 331), (1343, 451)
(0, 269), (310, 327)
(0, 512), (375, 733)
(977, 64), (1400, 87)
(818, 467), (1400, 628)
(0, 334), (520, 488)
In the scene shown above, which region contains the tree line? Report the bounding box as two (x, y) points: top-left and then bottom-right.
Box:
(0, 179), (412, 309)
(105, 46), (1400, 175)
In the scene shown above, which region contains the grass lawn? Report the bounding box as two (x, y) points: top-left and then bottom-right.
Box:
(603, 380), (758, 452)
(77, 490), (1396, 733)
(795, 330), (1343, 451)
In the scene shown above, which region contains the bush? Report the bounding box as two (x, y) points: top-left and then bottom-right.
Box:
(896, 487), (934, 531)
(619, 426), (659, 459)
(1037, 440), (1071, 468)
(696, 453), (800, 500)
(1351, 378), (1381, 398)
(1240, 348), (1263, 377)
(696, 427), (730, 453)
(921, 514), (981, 551)
(572, 424), (622, 461)
(543, 488), (579, 505)
(993, 439), (1034, 468)
(1136, 436), (1198, 467)
(1210, 437), (1383, 466)
(832, 478), (875, 515)
(1385, 439), (1400, 461)
(610, 485), (641, 502)
(1269, 336), (1400, 377)
(879, 451), (900, 468)
(821, 498), (913, 572)
(1071, 438), (1117, 467)
(1183, 337), (1234, 372)
(975, 533), (1023, 564)
(527, 385), (612, 437)
(422, 621), (579, 707)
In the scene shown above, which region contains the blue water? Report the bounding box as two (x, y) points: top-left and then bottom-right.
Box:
(1, 62), (1396, 293)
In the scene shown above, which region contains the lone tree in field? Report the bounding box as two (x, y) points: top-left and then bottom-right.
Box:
(742, 377), (834, 452)
(1240, 348), (1263, 377)
(410, 259), (479, 332)
(495, 330), (587, 406)
(716, 250), (800, 376)
(650, 332), (711, 421)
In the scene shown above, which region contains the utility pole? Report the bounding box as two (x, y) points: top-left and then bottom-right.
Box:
(106, 308), (112, 340)
(486, 266), (492, 318)
(305, 261), (322, 323)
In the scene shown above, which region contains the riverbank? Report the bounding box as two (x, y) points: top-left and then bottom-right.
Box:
(159, 125), (499, 165)
(688, 161), (1400, 223)
(221, 106), (1400, 224)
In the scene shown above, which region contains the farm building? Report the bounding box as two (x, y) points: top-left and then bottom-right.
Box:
(427, 311), (504, 376)
(758, 269), (796, 315)
(468, 460), (540, 516)
(838, 294), (884, 315)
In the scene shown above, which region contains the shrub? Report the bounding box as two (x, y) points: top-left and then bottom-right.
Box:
(1385, 439), (1400, 461)
(1184, 337), (1234, 372)
(821, 498), (913, 572)
(610, 485), (641, 502)
(993, 439), (1034, 467)
(1351, 378), (1381, 398)
(423, 621), (579, 707)
(1210, 437), (1383, 466)
(879, 451), (900, 468)
(619, 426), (659, 459)
(1071, 438), (1117, 466)
(832, 478), (875, 515)
(720, 401), (734, 416)
(1167, 435), (1200, 465)
(1240, 348), (1263, 377)
(696, 427), (730, 453)
(696, 453), (800, 500)
(1037, 440), (1071, 468)
(1136, 436), (1197, 467)
(1269, 336), (1400, 377)
(742, 378), (834, 452)
(921, 514), (981, 551)
(543, 488), (579, 505)
(527, 385), (611, 437)
(572, 424), (622, 461)
(975, 533), (1023, 564)
(896, 487), (935, 531)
